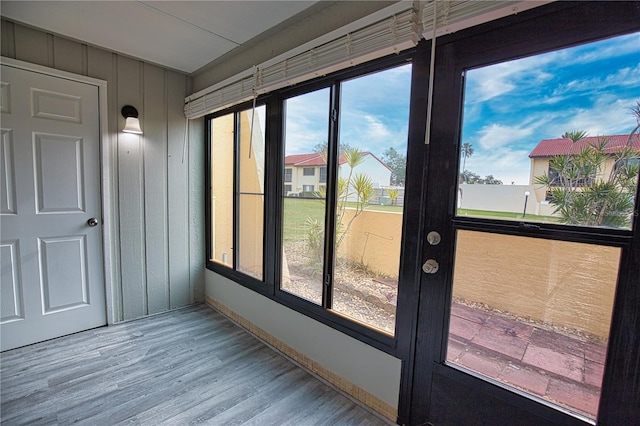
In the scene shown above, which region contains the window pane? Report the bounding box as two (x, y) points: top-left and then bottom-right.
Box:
(332, 64), (412, 334)
(447, 230), (619, 420)
(281, 89), (330, 304)
(238, 106), (265, 280)
(457, 32), (640, 229)
(210, 113), (234, 267)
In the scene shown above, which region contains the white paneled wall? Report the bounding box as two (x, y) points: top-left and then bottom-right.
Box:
(1, 19), (204, 322)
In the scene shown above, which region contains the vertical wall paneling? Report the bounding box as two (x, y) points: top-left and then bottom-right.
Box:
(13, 24), (51, 67)
(143, 63), (170, 314)
(1, 19), (203, 323)
(1, 20), (16, 58)
(52, 36), (83, 75)
(167, 70), (190, 308)
(189, 119), (205, 302)
(117, 56), (148, 320)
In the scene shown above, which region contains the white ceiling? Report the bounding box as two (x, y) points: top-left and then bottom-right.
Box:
(1, 1), (319, 74)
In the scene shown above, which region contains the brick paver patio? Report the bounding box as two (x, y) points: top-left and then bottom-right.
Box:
(447, 302), (606, 419)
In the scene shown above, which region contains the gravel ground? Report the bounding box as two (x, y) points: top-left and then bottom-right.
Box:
(282, 242), (398, 334)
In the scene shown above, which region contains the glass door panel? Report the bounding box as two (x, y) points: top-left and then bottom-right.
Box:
(443, 29), (638, 423)
(456, 32), (640, 229)
(448, 231), (620, 420)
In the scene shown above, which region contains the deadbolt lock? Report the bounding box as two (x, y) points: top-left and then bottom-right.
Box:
(422, 259), (439, 274)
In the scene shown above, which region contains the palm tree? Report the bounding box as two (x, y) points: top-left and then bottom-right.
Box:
(461, 143), (474, 182)
(561, 130), (589, 142)
(461, 142), (474, 172)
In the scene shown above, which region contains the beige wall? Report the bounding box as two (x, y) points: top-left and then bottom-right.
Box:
(341, 210), (619, 339)
(2, 19), (205, 322)
(237, 110), (265, 277)
(339, 209), (403, 278)
(210, 114), (234, 265)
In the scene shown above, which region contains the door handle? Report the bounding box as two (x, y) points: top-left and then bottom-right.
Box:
(422, 259), (439, 274)
(87, 218), (99, 227)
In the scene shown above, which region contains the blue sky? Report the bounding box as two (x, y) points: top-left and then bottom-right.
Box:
(284, 64), (411, 157)
(282, 31), (639, 184)
(463, 31), (640, 184)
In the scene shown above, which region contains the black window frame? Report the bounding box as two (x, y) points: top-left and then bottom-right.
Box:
(205, 101), (271, 294)
(206, 51), (416, 355)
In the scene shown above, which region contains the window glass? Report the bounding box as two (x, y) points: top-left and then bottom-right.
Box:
(210, 112), (234, 267)
(238, 106), (266, 280)
(331, 64), (412, 334)
(447, 230), (619, 420)
(457, 32), (640, 229)
(281, 88), (330, 304)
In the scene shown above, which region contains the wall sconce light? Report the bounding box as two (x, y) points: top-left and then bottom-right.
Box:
(121, 105), (143, 134)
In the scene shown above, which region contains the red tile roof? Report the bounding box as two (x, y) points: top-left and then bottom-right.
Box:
(284, 151), (392, 171)
(529, 134), (640, 158)
(284, 153), (325, 166)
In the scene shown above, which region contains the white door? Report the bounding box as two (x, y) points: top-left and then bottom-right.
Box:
(1, 64), (106, 351)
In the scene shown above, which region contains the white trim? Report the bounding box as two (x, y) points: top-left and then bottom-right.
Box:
(1, 56), (117, 325)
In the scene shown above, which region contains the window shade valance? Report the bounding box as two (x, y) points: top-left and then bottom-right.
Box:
(184, 1), (550, 119)
(421, 0), (550, 39)
(184, 3), (419, 119)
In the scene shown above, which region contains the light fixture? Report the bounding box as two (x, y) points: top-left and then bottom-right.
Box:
(523, 191), (530, 218)
(121, 105), (143, 134)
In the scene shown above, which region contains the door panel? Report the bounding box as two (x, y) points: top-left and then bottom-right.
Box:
(406, 3), (640, 425)
(0, 240), (23, 322)
(0, 64), (105, 351)
(1, 129), (17, 214)
(34, 133), (85, 213)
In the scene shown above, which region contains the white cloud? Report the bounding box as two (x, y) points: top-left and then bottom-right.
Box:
(476, 123), (536, 150)
(466, 54), (555, 102)
(543, 95), (638, 137)
(553, 64), (640, 97)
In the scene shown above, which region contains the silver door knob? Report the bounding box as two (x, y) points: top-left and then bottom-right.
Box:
(87, 218), (99, 227)
(422, 259), (439, 274)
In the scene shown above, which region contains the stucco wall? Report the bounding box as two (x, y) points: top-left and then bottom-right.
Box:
(341, 210), (619, 339)
(339, 209), (403, 278)
(2, 19), (205, 322)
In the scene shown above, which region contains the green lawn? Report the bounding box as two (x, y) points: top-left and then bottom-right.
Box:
(282, 198), (325, 242)
(456, 208), (560, 223)
(281, 198), (560, 243)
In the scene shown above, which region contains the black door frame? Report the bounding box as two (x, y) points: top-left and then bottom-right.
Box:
(399, 2), (640, 425)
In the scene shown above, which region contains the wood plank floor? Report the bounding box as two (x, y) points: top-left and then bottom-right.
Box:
(1, 304), (391, 425)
